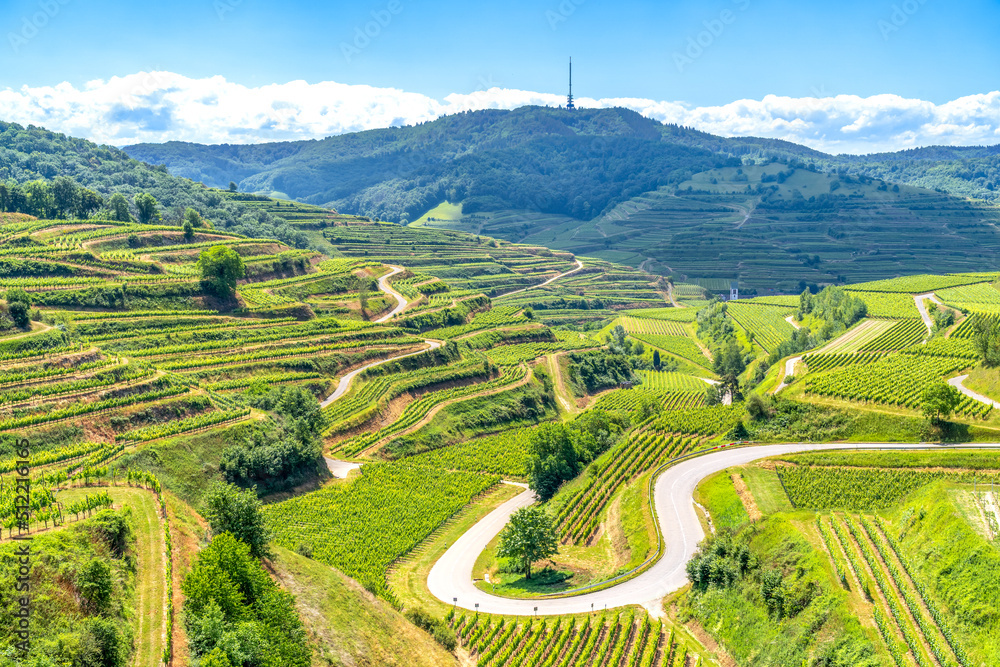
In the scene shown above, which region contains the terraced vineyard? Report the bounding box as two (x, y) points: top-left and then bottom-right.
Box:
(844, 291), (921, 318)
(619, 316), (688, 337)
(450, 612), (708, 667)
(857, 320), (927, 352)
(9, 198), (1000, 667)
(554, 429), (702, 545)
(266, 462), (499, 601)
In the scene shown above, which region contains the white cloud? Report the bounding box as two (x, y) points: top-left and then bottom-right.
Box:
(1, 71), (999, 154)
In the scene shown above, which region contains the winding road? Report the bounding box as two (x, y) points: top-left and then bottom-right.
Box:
(428, 442), (1000, 615)
(497, 259), (585, 298)
(375, 265), (409, 322)
(948, 374), (1000, 409)
(319, 265), (443, 411)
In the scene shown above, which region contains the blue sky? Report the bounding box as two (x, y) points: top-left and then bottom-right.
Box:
(2, 0), (996, 104)
(0, 0), (998, 151)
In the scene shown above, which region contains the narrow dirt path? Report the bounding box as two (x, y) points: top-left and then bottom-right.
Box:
(773, 356), (802, 394)
(0, 320), (54, 342)
(324, 456), (361, 478)
(374, 265), (408, 323)
(547, 353), (579, 416)
(318, 263), (446, 410)
(667, 282), (682, 308)
(319, 340), (441, 409)
(785, 315), (801, 330)
(356, 366), (534, 457)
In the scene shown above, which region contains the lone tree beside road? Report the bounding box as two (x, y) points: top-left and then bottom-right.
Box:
(496, 506), (558, 580)
(922, 382), (961, 424)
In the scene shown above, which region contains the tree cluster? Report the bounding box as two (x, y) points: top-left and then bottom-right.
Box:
(526, 410), (628, 500)
(973, 315), (1000, 367)
(0, 121), (312, 249)
(220, 386), (327, 493)
(182, 533), (310, 667)
(4, 287), (32, 329)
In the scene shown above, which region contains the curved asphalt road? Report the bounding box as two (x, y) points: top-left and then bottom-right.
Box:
(320, 264), (440, 408)
(375, 265), (408, 323)
(428, 442), (1000, 615)
(497, 259), (585, 298)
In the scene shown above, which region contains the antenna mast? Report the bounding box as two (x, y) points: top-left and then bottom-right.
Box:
(567, 57), (575, 110)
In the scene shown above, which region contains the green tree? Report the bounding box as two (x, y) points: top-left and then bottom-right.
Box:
(202, 481), (272, 558)
(526, 423), (579, 501)
(78, 187), (104, 218)
(201, 647), (234, 667)
(973, 316), (1000, 367)
(108, 193), (132, 222)
(745, 392), (773, 420)
(705, 384), (721, 406)
(228, 181), (238, 192)
(51, 176), (80, 218)
(83, 617), (130, 667)
(761, 568), (786, 619)
(198, 246), (246, 298)
(79, 558), (114, 614)
(186, 207), (205, 228)
(496, 506), (558, 579)
(5, 288), (31, 328)
(921, 382), (961, 424)
(714, 339), (746, 400)
(183, 219), (195, 242)
(652, 349), (661, 369)
(134, 192), (161, 224)
(23, 180), (53, 218)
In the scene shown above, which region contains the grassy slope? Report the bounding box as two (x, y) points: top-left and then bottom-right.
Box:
(23, 486), (168, 666)
(270, 546), (459, 667)
(114, 422), (253, 507)
(690, 469), (884, 666)
(963, 364), (1000, 402)
(885, 482), (1000, 664)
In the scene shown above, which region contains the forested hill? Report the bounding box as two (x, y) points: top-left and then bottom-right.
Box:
(0, 121), (314, 247)
(125, 106), (1000, 220)
(125, 106), (835, 222)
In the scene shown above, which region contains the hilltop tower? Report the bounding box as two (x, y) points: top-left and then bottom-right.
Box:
(566, 57), (575, 110)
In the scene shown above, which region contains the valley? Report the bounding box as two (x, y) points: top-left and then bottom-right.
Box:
(4, 120), (1000, 667)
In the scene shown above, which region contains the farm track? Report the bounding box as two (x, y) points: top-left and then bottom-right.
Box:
(0, 320), (55, 342)
(773, 356), (802, 395)
(813, 319), (894, 355)
(428, 442), (1000, 616)
(548, 352), (579, 416)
